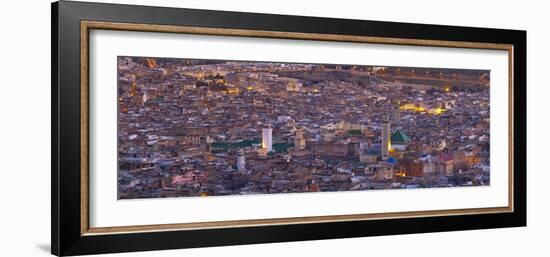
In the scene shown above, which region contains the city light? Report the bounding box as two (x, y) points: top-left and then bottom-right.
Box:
(430, 107), (445, 115)
(400, 104), (445, 115)
(226, 88), (240, 95)
(117, 56), (490, 199)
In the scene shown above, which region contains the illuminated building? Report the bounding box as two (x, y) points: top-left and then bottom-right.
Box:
(400, 103), (445, 115)
(262, 126), (273, 152)
(381, 121), (391, 159)
(145, 58), (157, 69)
(130, 81), (137, 97)
(286, 81), (302, 92)
(226, 87), (240, 95)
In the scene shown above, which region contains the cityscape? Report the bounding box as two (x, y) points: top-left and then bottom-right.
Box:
(117, 56), (490, 199)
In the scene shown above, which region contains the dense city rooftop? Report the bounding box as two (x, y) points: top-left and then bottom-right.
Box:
(117, 56), (490, 199)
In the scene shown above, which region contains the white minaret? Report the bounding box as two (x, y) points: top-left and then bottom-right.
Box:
(262, 126), (273, 152)
(381, 121), (391, 159)
(142, 91), (148, 104)
(237, 149), (246, 172)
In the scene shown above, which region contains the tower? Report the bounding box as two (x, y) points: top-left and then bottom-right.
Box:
(130, 81), (137, 97)
(237, 149), (246, 172)
(381, 121), (391, 159)
(294, 127), (305, 150)
(262, 126), (273, 152)
(392, 103), (400, 124)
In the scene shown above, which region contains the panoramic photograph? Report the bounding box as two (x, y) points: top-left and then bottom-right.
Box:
(117, 56), (491, 200)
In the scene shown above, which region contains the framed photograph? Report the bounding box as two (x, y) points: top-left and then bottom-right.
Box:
(52, 1), (526, 256)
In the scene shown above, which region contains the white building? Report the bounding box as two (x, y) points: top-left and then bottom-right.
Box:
(237, 149), (246, 172)
(262, 127), (273, 152)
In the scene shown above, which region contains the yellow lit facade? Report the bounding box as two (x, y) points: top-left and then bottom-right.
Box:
(400, 104), (445, 115)
(226, 88), (240, 95)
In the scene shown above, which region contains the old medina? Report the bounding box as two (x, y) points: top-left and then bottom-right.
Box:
(117, 57), (490, 199)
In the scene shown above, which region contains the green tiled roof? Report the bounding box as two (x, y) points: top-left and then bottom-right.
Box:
(347, 129), (362, 136)
(211, 138), (260, 150)
(391, 130), (411, 144)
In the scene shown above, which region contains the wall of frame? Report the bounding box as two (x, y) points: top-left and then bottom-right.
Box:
(2, 1), (549, 257)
